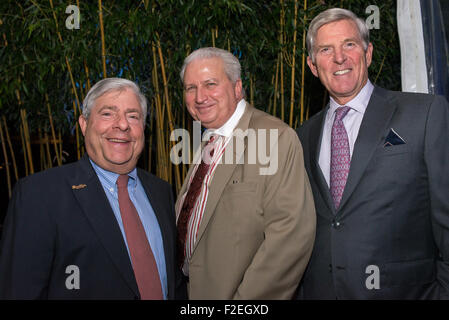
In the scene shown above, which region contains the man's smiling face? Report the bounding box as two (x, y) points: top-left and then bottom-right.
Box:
(79, 87), (145, 174)
(307, 18), (373, 105)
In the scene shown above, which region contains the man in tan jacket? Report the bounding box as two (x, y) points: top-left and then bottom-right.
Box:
(176, 47), (316, 299)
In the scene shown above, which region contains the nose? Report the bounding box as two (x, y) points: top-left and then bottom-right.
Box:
(113, 114), (130, 131)
(195, 86), (207, 104)
(333, 47), (346, 64)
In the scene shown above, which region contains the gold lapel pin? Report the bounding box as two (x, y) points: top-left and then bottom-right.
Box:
(72, 184), (87, 190)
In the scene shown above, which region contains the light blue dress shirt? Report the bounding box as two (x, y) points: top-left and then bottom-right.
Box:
(90, 160), (167, 299)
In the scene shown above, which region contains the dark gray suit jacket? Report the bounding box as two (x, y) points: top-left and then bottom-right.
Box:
(0, 155), (186, 299)
(296, 86), (449, 299)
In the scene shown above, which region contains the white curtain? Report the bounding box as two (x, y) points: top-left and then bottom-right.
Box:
(397, 0), (428, 93)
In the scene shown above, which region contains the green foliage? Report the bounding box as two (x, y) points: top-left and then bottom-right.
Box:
(0, 0), (400, 147)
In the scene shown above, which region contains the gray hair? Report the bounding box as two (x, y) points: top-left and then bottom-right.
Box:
(307, 8), (370, 63)
(180, 47), (241, 85)
(82, 78), (147, 122)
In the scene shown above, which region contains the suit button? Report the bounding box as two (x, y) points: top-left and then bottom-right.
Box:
(328, 264), (332, 272)
(331, 220), (341, 228)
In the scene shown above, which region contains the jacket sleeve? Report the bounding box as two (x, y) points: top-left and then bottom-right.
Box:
(425, 95), (449, 300)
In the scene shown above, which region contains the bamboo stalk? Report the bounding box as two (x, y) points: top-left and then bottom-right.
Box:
(48, 0), (82, 118)
(67, 57), (82, 116)
(156, 35), (181, 192)
(44, 132), (52, 168)
(306, 96), (310, 121)
(273, 55), (280, 117)
(374, 49), (388, 84)
(2, 116), (18, 181)
(299, 0), (307, 125)
(48, 0), (63, 43)
(59, 130), (63, 161)
(148, 101), (153, 173)
(19, 125), (29, 176)
(45, 94), (62, 166)
(289, 0), (299, 127)
(20, 109), (34, 174)
(73, 100), (81, 160)
(151, 43), (168, 180)
(38, 129), (45, 170)
(250, 74), (255, 107)
(98, 0), (107, 78)
(280, 0), (285, 122)
(0, 119), (12, 198)
(267, 72), (275, 115)
(84, 59), (91, 91)
(16, 89), (34, 174)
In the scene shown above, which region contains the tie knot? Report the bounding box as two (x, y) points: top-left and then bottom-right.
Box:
(205, 133), (217, 145)
(335, 106), (351, 121)
(116, 174), (129, 188)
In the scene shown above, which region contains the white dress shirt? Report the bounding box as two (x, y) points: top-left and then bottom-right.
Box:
(318, 80), (375, 187)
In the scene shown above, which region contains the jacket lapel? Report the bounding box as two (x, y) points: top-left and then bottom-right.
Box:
(191, 104), (253, 255)
(69, 155), (140, 297)
(338, 87), (397, 214)
(309, 107), (336, 216)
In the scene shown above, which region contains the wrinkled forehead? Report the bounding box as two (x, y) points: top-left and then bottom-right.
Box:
(316, 19), (361, 43)
(184, 57), (225, 80)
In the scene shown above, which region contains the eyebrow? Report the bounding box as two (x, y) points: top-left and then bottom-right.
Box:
(317, 37), (360, 48)
(97, 105), (141, 114)
(184, 78), (220, 88)
(97, 105), (118, 112)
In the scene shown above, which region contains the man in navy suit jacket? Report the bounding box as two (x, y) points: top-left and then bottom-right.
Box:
(0, 78), (186, 299)
(296, 8), (449, 299)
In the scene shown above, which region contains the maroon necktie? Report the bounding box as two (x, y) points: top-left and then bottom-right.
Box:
(116, 174), (163, 300)
(330, 106), (351, 210)
(177, 135), (216, 269)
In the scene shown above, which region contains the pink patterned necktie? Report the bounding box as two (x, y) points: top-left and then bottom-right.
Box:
(116, 174), (163, 300)
(330, 106), (351, 210)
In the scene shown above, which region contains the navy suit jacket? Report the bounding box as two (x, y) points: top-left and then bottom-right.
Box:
(0, 155), (186, 299)
(296, 86), (449, 299)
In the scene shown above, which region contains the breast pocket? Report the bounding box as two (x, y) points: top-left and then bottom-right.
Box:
(369, 144), (414, 189)
(376, 144), (410, 157)
(223, 181), (258, 193)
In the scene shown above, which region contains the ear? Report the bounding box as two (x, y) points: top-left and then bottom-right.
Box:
(234, 79), (243, 100)
(78, 115), (87, 136)
(307, 56), (319, 77)
(365, 42), (373, 68)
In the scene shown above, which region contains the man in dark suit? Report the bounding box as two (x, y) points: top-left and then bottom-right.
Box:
(0, 78), (185, 299)
(296, 8), (449, 299)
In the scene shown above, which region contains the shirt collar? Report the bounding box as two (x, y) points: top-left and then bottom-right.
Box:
(205, 99), (246, 138)
(89, 158), (138, 189)
(328, 79), (374, 117)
